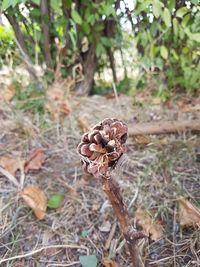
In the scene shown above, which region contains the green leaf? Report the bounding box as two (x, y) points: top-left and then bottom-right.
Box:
(191, 0), (198, 4)
(135, 0), (152, 15)
(160, 45), (168, 59)
(31, 0), (40, 4)
(168, 0), (175, 11)
(152, 0), (162, 18)
(65, 0), (72, 8)
(171, 49), (179, 60)
(182, 47), (189, 54)
(81, 230), (89, 237)
(162, 8), (171, 27)
(1, 0), (12, 10)
(50, 0), (60, 12)
(184, 27), (200, 42)
(71, 9), (82, 25)
(11, 0), (21, 8)
(79, 255), (98, 267)
(189, 33), (200, 42)
(100, 37), (111, 47)
(176, 7), (189, 18)
(96, 42), (106, 57)
(181, 14), (190, 27)
(173, 18), (178, 36)
(102, 4), (115, 16)
(48, 193), (64, 209)
(82, 22), (90, 34)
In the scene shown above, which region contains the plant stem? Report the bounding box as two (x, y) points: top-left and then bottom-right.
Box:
(102, 174), (145, 267)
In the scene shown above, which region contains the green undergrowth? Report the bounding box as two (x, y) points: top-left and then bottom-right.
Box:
(13, 81), (46, 114)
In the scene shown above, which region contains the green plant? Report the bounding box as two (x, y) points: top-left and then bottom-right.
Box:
(132, 0), (200, 93)
(0, 25), (19, 66)
(13, 81), (46, 114)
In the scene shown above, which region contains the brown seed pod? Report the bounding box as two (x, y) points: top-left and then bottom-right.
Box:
(77, 118), (128, 176)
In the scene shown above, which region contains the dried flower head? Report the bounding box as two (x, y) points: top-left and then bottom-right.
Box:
(77, 118), (128, 176)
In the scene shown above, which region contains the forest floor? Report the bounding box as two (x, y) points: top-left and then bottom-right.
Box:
(0, 90), (200, 267)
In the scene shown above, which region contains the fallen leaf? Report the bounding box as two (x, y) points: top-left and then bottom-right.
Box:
(46, 85), (71, 116)
(135, 208), (163, 241)
(24, 148), (46, 173)
(79, 255), (98, 267)
(47, 87), (64, 101)
(152, 97), (162, 105)
(0, 84), (16, 102)
(46, 99), (71, 116)
(178, 197), (200, 226)
(47, 192), (64, 209)
(92, 201), (100, 211)
(159, 137), (168, 145)
(19, 186), (47, 220)
(78, 117), (90, 132)
(102, 258), (118, 267)
(0, 156), (25, 176)
(58, 100), (71, 114)
(134, 135), (151, 145)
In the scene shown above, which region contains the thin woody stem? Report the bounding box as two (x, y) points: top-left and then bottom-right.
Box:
(102, 174), (145, 267)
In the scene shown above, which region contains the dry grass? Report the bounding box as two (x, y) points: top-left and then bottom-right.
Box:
(0, 94), (200, 267)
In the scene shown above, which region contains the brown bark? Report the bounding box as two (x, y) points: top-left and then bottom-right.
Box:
(76, 45), (97, 95)
(129, 120), (200, 136)
(6, 13), (29, 56)
(105, 18), (118, 83)
(6, 13), (39, 81)
(107, 47), (118, 83)
(40, 0), (52, 68)
(102, 175), (145, 267)
(120, 48), (128, 78)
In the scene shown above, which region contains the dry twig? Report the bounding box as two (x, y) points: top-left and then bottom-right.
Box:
(78, 118), (145, 267)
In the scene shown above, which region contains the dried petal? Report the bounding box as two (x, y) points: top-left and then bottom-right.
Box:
(82, 133), (89, 142)
(88, 130), (99, 143)
(89, 144), (106, 153)
(80, 144), (93, 157)
(77, 118), (128, 177)
(111, 121), (128, 139)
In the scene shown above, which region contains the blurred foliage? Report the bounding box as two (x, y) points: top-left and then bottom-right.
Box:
(13, 81), (46, 114)
(133, 0), (200, 93)
(0, 0), (200, 95)
(0, 25), (20, 66)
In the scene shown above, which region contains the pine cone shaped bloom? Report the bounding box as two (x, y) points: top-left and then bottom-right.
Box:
(77, 118), (128, 177)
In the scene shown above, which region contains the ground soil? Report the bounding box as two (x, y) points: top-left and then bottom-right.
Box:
(0, 93), (200, 267)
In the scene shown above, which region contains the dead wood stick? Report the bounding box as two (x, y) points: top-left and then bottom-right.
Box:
(102, 175), (145, 267)
(78, 118), (146, 267)
(129, 120), (200, 136)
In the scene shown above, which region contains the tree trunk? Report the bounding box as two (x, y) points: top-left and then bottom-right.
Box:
(107, 47), (118, 83)
(6, 13), (29, 56)
(6, 13), (39, 81)
(104, 18), (118, 83)
(76, 45), (97, 95)
(40, 0), (52, 69)
(120, 48), (128, 78)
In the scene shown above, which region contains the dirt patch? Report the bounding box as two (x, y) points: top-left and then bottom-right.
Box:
(0, 95), (200, 266)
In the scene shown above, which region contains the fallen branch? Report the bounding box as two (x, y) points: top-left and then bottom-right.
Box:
(129, 120), (200, 136)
